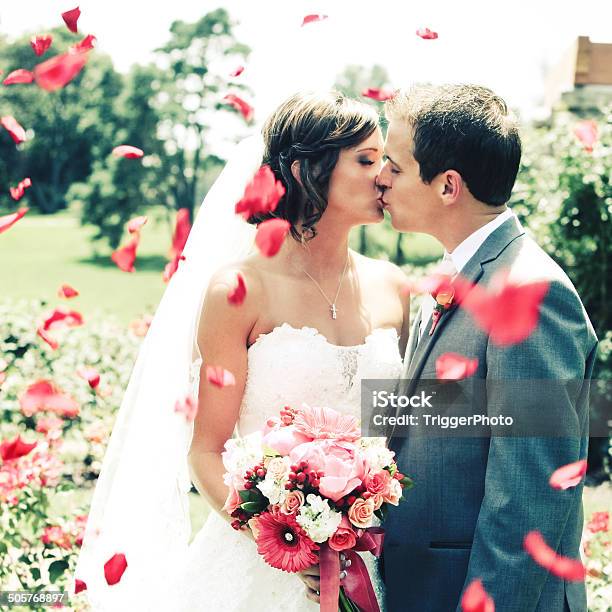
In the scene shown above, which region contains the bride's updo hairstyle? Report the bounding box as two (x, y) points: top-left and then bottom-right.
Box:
(250, 90), (379, 242)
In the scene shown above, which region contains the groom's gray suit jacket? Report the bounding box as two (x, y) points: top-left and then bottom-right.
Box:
(383, 215), (598, 612)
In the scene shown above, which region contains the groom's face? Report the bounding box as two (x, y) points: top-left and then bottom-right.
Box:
(377, 120), (442, 233)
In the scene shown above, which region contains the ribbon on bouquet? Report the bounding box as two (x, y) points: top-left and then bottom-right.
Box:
(320, 527), (385, 612)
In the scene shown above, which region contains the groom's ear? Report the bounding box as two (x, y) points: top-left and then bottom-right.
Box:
(440, 170), (462, 204)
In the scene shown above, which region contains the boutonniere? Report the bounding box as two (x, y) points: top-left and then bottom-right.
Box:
(429, 279), (456, 336)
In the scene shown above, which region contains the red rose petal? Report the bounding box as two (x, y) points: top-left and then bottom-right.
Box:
(58, 283), (79, 299)
(362, 88), (395, 102)
(0, 207), (28, 234)
(104, 552), (127, 586)
(229, 65), (244, 77)
(574, 120), (597, 152)
(42, 307), (84, 330)
(416, 27), (439, 40)
(36, 326), (59, 350)
(206, 366), (236, 388)
(455, 272), (550, 346)
(255, 219), (290, 257)
(174, 394), (198, 421)
(461, 579), (495, 612)
(62, 7), (81, 33)
(31, 35), (53, 57)
(111, 234), (140, 272)
(10, 177), (32, 201)
(227, 272), (247, 306)
(127, 215), (147, 233)
(302, 14), (329, 27)
(112, 145), (144, 159)
(549, 459), (587, 490)
(1, 116), (27, 144)
(0, 434), (37, 462)
(74, 578), (87, 594)
(436, 353), (479, 381)
(34, 51), (89, 92)
(77, 366), (101, 389)
(235, 165), (285, 220)
(71, 34), (96, 53)
(223, 94), (254, 122)
(523, 531), (586, 581)
(3, 69), (35, 86)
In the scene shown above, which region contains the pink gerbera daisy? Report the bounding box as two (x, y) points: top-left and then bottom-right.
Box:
(252, 508), (319, 572)
(293, 404), (360, 442)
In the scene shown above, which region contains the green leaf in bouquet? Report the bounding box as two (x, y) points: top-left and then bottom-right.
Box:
(240, 501), (267, 513)
(48, 559), (69, 583)
(399, 475), (414, 490)
(387, 463), (397, 477)
(238, 489), (263, 503)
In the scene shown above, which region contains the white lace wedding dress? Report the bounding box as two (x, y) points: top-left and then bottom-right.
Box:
(174, 323), (403, 612)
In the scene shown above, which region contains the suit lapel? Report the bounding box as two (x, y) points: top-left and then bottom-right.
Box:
(399, 216), (526, 400)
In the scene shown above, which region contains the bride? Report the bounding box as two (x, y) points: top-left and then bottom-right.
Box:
(75, 91), (410, 611)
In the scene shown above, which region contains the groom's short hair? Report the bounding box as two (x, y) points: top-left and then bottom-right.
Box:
(385, 84), (521, 206)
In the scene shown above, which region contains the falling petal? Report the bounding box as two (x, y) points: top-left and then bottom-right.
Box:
(301, 14), (329, 27)
(574, 120), (597, 152)
(36, 326), (59, 350)
(523, 531), (586, 581)
(549, 460), (587, 490)
(127, 215), (147, 233)
(1, 116), (27, 144)
(71, 34), (96, 53)
(206, 366), (236, 388)
(227, 272), (247, 306)
(223, 94), (254, 122)
(58, 283), (79, 299)
(175, 394), (198, 421)
(235, 165), (285, 220)
(0, 434), (38, 462)
(255, 219), (290, 257)
(34, 51), (89, 91)
(461, 579), (495, 612)
(74, 579), (87, 594)
(31, 35), (53, 57)
(104, 553), (127, 586)
(111, 234), (140, 272)
(42, 307), (84, 330)
(436, 353), (478, 381)
(416, 27), (438, 40)
(0, 207), (28, 234)
(112, 145), (144, 159)
(362, 88), (395, 102)
(62, 7), (81, 33)
(77, 366), (101, 389)
(3, 69), (35, 85)
(229, 65), (245, 77)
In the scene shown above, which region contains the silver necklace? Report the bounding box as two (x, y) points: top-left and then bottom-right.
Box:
(302, 254), (350, 320)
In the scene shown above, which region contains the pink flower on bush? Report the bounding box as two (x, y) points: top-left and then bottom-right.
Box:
(329, 515), (358, 551)
(587, 511), (609, 534)
(41, 525), (72, 549)
(293, 404), (360, 442)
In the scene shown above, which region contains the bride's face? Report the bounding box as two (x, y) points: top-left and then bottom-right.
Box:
(325, 128), (385, 225)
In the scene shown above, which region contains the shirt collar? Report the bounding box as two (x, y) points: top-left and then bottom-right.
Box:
(444, 208), (514, 273)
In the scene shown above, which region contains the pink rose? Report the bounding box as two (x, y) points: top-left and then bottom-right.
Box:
(348, 498), (375, 529)
(318, 455), (363, 502)
(329, 515), (358, 552)
(262, 425), (310, 455)
(365, 469), (392, 496)
(222, 483), (242, 514)
(383, 478), (402, 506)
(280, 490), (304, 515)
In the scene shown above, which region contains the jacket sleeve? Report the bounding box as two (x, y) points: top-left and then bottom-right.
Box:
(456, 280), (598, 612)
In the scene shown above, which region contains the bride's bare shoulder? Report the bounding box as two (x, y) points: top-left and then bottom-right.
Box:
(351, 250), (408, 292)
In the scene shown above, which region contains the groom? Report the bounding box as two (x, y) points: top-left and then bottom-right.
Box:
(377, 84), (598, 612)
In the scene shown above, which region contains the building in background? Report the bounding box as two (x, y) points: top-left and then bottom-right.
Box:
(543, 36), (612, 118)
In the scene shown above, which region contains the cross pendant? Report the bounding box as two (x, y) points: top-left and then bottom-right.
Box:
(330, 304), (338, 320)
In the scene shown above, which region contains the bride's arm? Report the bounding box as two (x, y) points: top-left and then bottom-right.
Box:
(188, 265), (261, 534)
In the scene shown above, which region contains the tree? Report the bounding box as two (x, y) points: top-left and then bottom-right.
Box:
(0, 28), (123, 214)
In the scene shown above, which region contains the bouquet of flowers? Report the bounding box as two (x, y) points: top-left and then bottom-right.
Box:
(222, 404), (413, 612)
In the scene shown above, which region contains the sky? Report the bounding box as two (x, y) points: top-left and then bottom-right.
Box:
(1, 0), (611, 138)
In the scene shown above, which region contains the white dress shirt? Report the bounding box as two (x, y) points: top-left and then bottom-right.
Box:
(418, 208), (515, 340)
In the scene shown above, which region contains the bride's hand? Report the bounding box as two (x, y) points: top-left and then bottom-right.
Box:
(298, 554), (350, 603)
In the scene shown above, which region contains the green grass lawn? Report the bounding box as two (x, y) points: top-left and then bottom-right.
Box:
(1, 208), (442, 325)
(1, 208), (170, 326)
